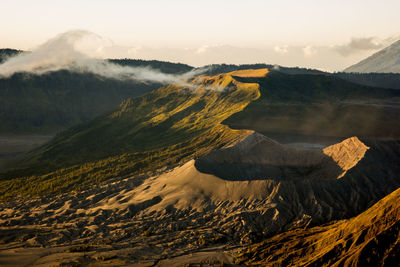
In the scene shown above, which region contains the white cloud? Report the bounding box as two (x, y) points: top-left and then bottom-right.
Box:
(303, 45), (317, 57)
(5, 30), (395, 74)
(332, 37), (384, 57)
(274, 45), (289, 54)
(195, 45), (210, 54)
(0, 30), (200, 84)
(195, 44), (227, 54)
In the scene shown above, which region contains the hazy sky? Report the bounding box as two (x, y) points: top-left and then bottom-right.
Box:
(1, 0), (399, 71)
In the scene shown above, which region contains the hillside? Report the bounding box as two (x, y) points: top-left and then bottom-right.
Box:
(0, 58), (192, 134)
(345, 39), (400, 73)
(334, 72), (400, 89)
(0, 71), (161, 133)
(109, 58), (193, 74)
(0, 69), (265, 198)
(224, 71), (400, 138)
(236, 185), (400, 266)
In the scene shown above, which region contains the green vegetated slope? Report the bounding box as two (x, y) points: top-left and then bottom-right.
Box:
(0, 69), (264, 199)
(2, 68), (400, 199)
(224, 71), (400, 138)
(0, 58), (192, 134)
(236, 185), (400, 266)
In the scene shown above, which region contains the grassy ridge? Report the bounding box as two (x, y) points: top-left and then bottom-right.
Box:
(0, 72), (261, 199)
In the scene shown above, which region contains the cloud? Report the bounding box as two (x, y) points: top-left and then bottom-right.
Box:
(303, 45), (317, 57)
(195, 45), (210, 54)
(195, 44), (228, 54)
(0, 30), (199, 84)
(274, 45), (289, 54)
(333, 37), (384, 57)
(4, 30), (389, 74)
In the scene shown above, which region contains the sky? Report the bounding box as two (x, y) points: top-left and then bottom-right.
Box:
(1, 0), (400, 71)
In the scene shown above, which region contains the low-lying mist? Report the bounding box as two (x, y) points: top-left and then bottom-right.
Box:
(0, 30), (202, 84)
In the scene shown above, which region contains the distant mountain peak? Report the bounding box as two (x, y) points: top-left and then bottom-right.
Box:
(345, 39), (400, 73)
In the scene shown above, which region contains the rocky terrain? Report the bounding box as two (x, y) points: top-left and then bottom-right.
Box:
(236, 184), (400, 266)
(1, 132), (400, 266)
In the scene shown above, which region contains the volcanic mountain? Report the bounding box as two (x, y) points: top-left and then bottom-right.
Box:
(3, 68), (400, 196)
(345, 39), (400, 73)
(1, 127), (400, 265)
(1, 68), (400, 265)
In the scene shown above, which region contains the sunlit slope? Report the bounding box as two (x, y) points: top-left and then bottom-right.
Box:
(225, 71), (400, 138)
(236, 185), (400, 266)
(0, 69), (266, 198)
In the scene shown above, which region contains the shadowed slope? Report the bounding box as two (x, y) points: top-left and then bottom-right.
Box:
(195, 133), (368, 181)
(224, 71), (400, 138)
(0, 59), (194, 134)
